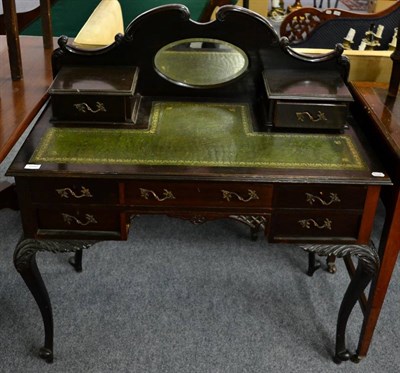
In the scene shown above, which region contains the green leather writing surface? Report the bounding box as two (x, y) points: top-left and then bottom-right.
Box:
(31, 102), (366, 170)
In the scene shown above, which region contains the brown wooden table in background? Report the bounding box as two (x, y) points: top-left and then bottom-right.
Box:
(350, 81), (400, 359)
(1, 0), (52, 80)
(0, 35), (54, 208)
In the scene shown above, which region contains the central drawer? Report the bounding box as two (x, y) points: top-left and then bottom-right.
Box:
(124, 181), (273, 209)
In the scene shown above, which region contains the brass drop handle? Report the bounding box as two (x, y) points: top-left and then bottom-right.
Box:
(222, 189), (259, 202)
(305, 192), (341, 206)
(62, 213), (98, 226)
(140, 188), (176, 201)
(296, 111), (327, 122)
(298, 218), (332, 230)
(74, 102), (106, 113)
(56, 186), (93, 199)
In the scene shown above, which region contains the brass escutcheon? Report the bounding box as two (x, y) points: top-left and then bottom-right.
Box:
(222, 189), (259, 202)
(296, 111), (327, 122)
(56, 186), (93, 199)
(298, 218), (332, 230)
(74, 102), (106, 113)
(305, 192), (341, 206)
(140, 188), (176, 201)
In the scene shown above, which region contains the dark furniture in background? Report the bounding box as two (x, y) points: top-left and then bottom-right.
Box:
(6, 5), (390, 364)
(0, 36), (55, 209)
(0, 0), (56, 35)
(1, 0), (53, 80)
(350, 79), (400, 358)
(280, 2), (400, 49)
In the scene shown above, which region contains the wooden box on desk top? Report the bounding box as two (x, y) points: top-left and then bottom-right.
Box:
(263, 69), (353, 130)
(48, 65), (139, 124)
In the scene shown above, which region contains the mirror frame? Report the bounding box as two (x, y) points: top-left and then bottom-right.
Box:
(154, 37), (249, 88)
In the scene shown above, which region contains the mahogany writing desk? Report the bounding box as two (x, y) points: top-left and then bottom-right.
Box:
(6, 5), (390, 364)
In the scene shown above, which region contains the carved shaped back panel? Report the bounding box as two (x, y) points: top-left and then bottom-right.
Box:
(53, 5), (350, 98)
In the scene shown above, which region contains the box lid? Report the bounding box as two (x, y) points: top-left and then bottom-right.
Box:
(263, 70), (353, 102)
(48, 66), (138, 96)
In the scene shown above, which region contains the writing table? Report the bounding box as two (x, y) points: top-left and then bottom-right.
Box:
(0, 36), (54, 162)
(6, 5), (391, 364)
(0, 35), (54, 209)
(349, 81), (400, 359)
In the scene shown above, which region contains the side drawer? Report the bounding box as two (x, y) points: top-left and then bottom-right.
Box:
(48, 65), (139, 124)
(29, 179), (119, 204)
(51, 95), (134, 123)
(125, 181), (273, 209)
(273, 101), (348, 129)
(36, 208), (121, 232)
(269, 210), (362, 242)
(274, 184), (367, 210)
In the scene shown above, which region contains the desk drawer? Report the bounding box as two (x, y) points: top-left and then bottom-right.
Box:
(125, 181), (273, 209)
(51, 95), (137, 124)
(49, 65), (139, 124)
(270, 210), (361, 241)
(263, 69), (353, 131)
(36, 208), (121, 232)
(274, 185), (367, 210)
(273, 101), (348, 130)
(30, 179), (119, 204)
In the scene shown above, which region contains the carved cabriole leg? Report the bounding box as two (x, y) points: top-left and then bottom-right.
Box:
(13, 239), (95, 363)
(302, 244), (379, 364)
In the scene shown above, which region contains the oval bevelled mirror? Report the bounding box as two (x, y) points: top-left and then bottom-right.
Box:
(154, 38), (248, 88)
